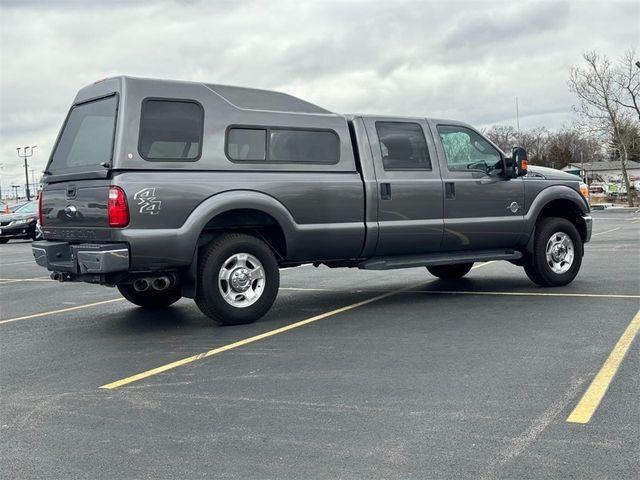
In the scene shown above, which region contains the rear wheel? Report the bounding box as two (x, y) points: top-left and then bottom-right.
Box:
(117, 284), (182, 308)
(427, 262), (474, 279)
(524, 217), (583, 287)
(195, 233), (279, 325)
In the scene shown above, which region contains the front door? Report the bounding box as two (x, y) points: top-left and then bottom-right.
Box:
(364, 117), (444, 256)
(428, 121), (525, 251)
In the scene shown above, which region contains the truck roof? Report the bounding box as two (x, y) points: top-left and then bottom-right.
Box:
(79, 76), (333, 115)
(78, 77), (471, 127)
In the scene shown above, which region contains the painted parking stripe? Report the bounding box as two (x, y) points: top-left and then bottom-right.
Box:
(0, 260), (39, 266)
(280, 287), (640, 299)
(100, 262), (496, 389)
(0, 298), (125, 325)
(566, 309), (640, 424)
(592, 227), (621, 237)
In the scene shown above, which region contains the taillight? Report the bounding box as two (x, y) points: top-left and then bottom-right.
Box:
(108, 186), (129, 228)
(38, 191), (44, 226)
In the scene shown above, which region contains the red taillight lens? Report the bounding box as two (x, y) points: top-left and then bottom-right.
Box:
(108, 186), (129, 228)
(38, 191), (44, 226)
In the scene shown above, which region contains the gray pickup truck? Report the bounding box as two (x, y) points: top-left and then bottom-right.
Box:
(33, 76), (592, 325)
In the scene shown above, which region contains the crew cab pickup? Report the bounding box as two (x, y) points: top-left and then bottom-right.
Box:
(33, 76), (592, 325)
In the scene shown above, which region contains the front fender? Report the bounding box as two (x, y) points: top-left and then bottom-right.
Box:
(523, 184), (590, 248)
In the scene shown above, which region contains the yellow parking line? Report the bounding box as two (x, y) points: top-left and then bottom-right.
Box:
(281, 287), (639, 299)
(405, 290), (640, 299)
(101, 261), (496, 390)
(567, 310), (640, 424)
(99, 282), (427, 389)
(0, 298), (125, 325)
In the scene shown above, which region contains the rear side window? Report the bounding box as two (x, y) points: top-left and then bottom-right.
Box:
(227, 128), (267, 161)
(49, 95), (118, 172)
(138, 99), (204, 161)
(269, 130), (339, 163)
(226, 127), (339, 164)
(375, 122), (431, 170)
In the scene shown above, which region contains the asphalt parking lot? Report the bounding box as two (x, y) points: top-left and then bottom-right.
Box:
(1, 210), (638, 479)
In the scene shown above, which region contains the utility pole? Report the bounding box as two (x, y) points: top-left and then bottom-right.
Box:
(30, 168), (37, 196)
(16, 145), (37, 201)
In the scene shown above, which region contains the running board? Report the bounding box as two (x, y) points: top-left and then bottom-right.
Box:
(358, 249), (522, 270)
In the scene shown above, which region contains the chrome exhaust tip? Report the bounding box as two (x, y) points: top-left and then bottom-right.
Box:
(133, 278), (150, 292)
(151, 276), (171, 291)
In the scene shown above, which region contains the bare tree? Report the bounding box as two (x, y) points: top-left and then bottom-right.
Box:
(615, 48), (640, 121)
(568, 50), (637, 205)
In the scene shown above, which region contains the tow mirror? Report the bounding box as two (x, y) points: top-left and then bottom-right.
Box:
(512, 147), (528, 177)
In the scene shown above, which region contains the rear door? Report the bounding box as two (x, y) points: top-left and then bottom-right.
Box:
(363, 117), (444, 256)
(428, 121), (525, 250)
(40, 94), (118, 240)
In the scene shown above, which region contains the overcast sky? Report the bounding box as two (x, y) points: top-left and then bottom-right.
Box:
(0, 0), (638, 195)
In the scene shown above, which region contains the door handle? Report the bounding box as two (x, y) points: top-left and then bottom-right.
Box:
(380, 183), (392, 200)
(445, 182), (456, 199)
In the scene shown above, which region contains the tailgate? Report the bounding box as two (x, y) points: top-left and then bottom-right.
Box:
(41, 180), (112, 241)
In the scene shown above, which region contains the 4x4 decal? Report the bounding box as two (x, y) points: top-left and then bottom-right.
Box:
(133, 187), (161, 215)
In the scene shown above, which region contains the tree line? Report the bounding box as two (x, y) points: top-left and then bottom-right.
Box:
(484, 49), (639, 205)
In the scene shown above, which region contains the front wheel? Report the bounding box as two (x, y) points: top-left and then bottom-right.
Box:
(195, 233), (280, 325)
(427, 262), (474, 279)
(524, 217), (583, 287)
(117, 284), (182, 307)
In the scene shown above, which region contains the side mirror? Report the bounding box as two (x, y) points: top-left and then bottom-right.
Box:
(512, 146), (528, 177)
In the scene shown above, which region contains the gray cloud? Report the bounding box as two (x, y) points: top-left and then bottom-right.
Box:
(0, 0), (638, 194)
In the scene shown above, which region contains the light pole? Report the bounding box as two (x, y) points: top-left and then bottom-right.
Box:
(16, 145), (37, 201)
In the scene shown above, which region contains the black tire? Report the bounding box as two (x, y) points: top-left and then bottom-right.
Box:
(195, 233), (279, 325)
(524, 217), (583, 287)
(117, 284), (182, 308)
(427, 262), (474, 279)
(0, 239), (8, 244)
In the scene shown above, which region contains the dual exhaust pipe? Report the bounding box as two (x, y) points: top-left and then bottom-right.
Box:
(133, 275), (174, 292)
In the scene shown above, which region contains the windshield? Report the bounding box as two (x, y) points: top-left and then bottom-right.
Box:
(49, 95), (118, 172)
(14, 202), (37, 214)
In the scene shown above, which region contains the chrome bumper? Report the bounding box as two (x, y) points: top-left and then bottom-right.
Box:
(32, 241), (129, 274)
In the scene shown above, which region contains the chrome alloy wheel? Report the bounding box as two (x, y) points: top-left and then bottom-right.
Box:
(545, 232), (575, 274)
(218, 253), (266, 308)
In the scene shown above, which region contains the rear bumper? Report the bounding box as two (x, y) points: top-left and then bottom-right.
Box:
(32, 240), (129, 274)
(583, 214), (593, 243)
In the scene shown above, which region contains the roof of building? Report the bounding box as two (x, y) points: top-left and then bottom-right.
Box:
(563, 161), (640, 171)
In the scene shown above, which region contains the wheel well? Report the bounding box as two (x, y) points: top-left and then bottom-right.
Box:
(201, 209), (287, 259)
(537, 199), (586, 241)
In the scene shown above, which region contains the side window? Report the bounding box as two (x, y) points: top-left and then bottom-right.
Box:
(225, 127), (340, 164)
(138, 99), (204, 161)
(437, 125), (503, 175)
(269, 129), (339, 163)
(375, 122), (431, 170)
(227, 128), (267, 161)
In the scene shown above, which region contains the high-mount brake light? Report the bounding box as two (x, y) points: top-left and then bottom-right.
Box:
(108, 186), (129, 228)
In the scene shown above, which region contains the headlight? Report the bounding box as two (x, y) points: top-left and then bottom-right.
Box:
(9, 217), (35, 226)
(579, 182), (589, 199)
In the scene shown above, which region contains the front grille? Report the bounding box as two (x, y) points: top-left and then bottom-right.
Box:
(0, 221), (10, 227)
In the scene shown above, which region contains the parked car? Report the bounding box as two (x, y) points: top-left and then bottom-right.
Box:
(9, 202), (28, 213)
(33, 76), (592, 325)
(0, 201), (40, 243)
